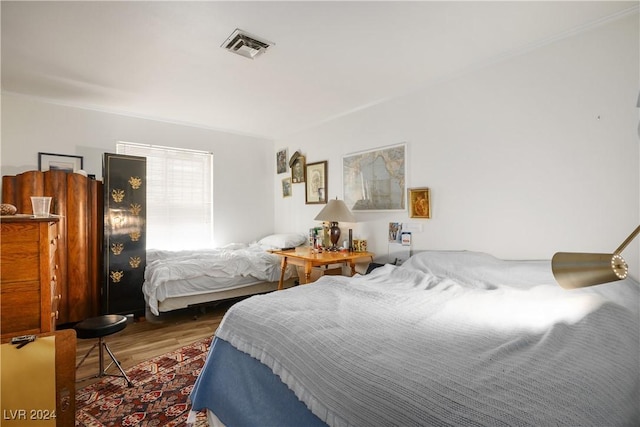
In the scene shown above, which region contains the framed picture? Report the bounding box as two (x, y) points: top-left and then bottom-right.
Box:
(305, 161), (327, 204)
(388, 222), (402, 242)
(38, 152), (84, 172)
(282, 177), (292, 198)
(408, 187), (431, 218)
(291, 155), (306, 183)
(343, 143), (406, 211)
(276, 148), (287, 174)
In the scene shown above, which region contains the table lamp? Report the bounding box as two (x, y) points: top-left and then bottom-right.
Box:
(552, 225), (639, 289)
(314, 198), (355, 251)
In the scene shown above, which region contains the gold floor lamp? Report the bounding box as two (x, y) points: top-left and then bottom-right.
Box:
(552, 225), (640, 289)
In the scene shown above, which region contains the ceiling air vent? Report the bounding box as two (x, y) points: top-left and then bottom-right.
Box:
(221, 29), (273, 59)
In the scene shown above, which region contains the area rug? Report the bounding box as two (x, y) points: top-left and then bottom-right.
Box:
(76, 337), (212, 427)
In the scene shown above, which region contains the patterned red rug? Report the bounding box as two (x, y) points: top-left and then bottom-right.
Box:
(76, 337), (212, 427)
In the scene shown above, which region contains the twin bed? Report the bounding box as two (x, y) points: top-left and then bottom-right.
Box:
(142, 233), (307, 317)
(188, 250), (639, 426)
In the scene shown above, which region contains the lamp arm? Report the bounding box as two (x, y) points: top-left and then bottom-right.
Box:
(614, 225), (640, 255)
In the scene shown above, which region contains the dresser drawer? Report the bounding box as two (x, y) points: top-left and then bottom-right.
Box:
(0, 241), (39, 281)
(1, 221), (39, 242)
(51, 272), (61, 315)
(0, 281), (41, 333)
(48, 223), (58, 251)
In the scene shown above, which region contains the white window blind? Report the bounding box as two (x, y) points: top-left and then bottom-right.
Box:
(116, 142), (214, 250)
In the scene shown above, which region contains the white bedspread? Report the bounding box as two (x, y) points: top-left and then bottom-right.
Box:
(216, 253), (640, 426)
(143, 244), (289, 315)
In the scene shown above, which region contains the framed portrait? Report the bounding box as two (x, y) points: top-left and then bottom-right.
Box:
(408, 187), (431, 218)
(282, 177), (292, 198)
(38, 152), (84, 173)
(343, 143), (406, 211)
(305, 161), (327, 204)
(276, 148), (287, 174)
(291, 155), (306, 183)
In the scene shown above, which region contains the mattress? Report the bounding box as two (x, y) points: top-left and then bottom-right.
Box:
(143, 244), (295, 315)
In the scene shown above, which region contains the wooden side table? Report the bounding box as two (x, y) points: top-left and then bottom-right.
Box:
(271, 248), (375, 290)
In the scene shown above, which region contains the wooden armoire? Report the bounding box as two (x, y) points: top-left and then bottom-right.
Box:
(2, 170), (103, 325)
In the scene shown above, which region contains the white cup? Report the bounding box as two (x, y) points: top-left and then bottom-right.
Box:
(30, 196), (52, 218)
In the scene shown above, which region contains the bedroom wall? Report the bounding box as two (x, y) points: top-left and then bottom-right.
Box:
(0, 93), (275, 246)
(273, 13), (640, 279)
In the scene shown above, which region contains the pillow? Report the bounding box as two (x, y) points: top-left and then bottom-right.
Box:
(258, 233), (307, 249)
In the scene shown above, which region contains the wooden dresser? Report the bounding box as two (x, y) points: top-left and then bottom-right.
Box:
(1, 216), (60, 342)
(2, 170), (103, 325)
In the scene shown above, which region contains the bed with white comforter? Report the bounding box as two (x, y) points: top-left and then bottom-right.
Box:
(143, 233), (306, 316)
(189, 250), (639, 426)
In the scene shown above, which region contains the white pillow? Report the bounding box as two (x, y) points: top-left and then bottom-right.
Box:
(258, 233), (307, 249)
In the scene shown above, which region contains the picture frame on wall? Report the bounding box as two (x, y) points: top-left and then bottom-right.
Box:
(38, 152), (84, 172)
(282, 177), (292, 198)
(276, 148), (288, 174)
(408, 187), (431, 218)
(342, 143), (406, 211)
(305, 161), (327, 204)
(291, 155), (306, 183)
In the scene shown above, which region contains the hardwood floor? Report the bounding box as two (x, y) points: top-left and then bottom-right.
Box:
(72, 299), (236, 389)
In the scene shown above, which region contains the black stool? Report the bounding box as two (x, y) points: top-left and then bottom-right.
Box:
(75, 314), (133, 387)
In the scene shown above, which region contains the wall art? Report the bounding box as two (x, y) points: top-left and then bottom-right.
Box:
(343, 143), (406, 211)
(305, 161), (327, 204)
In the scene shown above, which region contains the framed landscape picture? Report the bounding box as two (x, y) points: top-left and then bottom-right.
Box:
(305, 161), (327, 204)
(38, 152), (84, 172)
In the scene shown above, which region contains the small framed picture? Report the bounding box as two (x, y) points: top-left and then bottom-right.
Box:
(408, 187), (431, 218)
(389, 222), (402, 242)
(276, 148), (287, 174)
(305, 161), (327, 204)
(291, 155), (306, 183)
(282, 177), (292, 198)
(38, 152), (84, 172)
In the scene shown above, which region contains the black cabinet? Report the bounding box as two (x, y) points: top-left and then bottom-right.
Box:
(103, 153), (146, 316)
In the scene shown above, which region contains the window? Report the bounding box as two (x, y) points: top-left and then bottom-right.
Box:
(116, 142), (214, 250)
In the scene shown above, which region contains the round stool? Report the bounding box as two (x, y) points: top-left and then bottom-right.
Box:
(75, 314), (133, 387)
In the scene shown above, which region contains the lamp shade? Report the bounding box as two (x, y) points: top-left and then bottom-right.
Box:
(551, 252), (628, 289)
(552, 225), (639, 289)
(314, 199), (355, 223)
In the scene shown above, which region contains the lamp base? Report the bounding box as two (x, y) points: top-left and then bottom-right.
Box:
(328, 221), (341, 251)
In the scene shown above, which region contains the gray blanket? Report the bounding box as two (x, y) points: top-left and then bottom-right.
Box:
(216, 253), (639, 426)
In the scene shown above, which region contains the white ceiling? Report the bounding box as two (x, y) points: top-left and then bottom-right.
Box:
(2, 1), (637, 140)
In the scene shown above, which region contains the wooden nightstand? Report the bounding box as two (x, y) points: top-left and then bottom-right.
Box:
(271, 248), (375, 290)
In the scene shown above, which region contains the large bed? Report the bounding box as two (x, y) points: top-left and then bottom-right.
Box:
(143, 233), (306, 317)
(188, 250), (639, 426)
